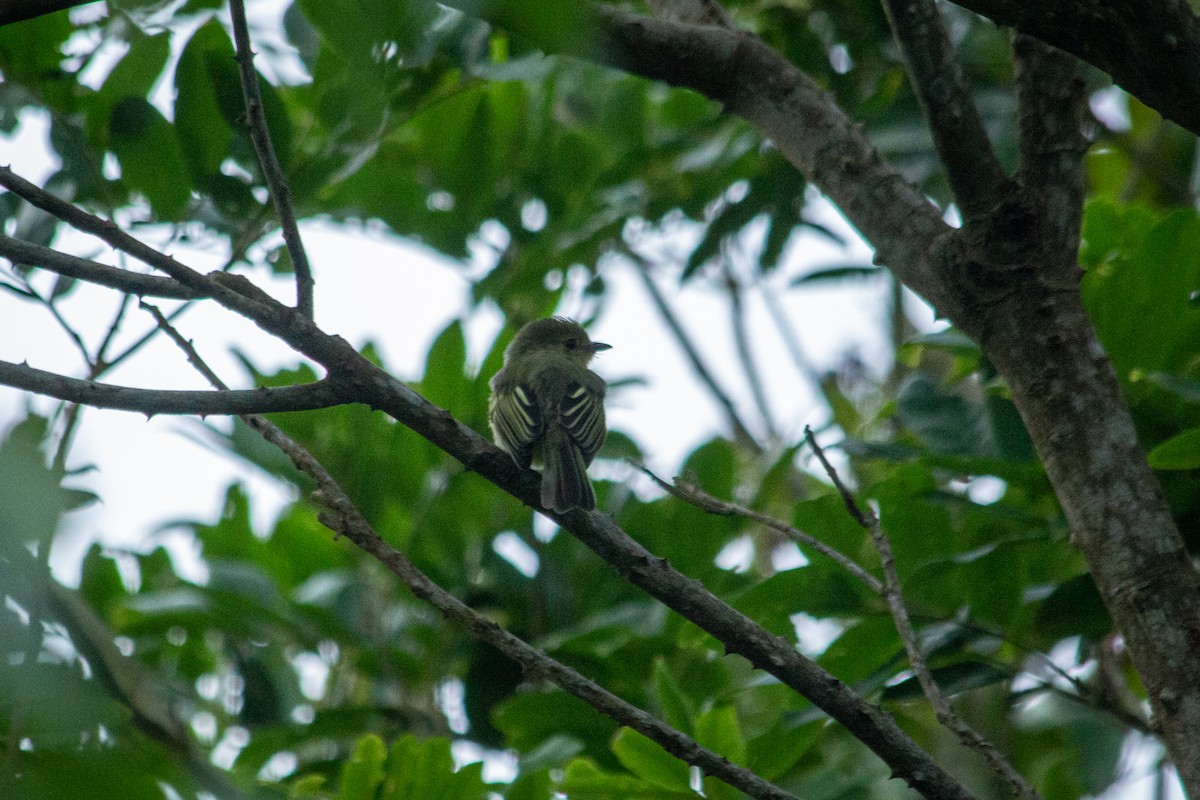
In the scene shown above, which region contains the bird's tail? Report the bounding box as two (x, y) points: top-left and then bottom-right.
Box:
(542, 432), (595, 513)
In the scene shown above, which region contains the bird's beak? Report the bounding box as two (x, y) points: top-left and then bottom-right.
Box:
(590, 341), (612, 353)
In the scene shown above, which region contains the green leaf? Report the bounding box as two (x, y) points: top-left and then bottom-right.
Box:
(682, 194), (763, 281)
(1036, 574), (1113, 641)
(598, 430), (643, 461)
(89, 29), (171, 137)
(109, 97), (191, 219)
(174, 19), (239, 186)
(289, 774), (328, 797)
(734, 565), (873, 630)
(0, 415), (89, 549)
(495, 691), (617, 755)
(558, 757), (693, 799)
(694, 705), (745, 766)
(339, 734), (387, 800)
(895, 373), (994, 457)
(746, 720), (821, 781)
(904, 328), (979, 352)
(610, 729), (692, 792)
(1147, 427), (1200, 470)
(1082, 207), (1200, 379)
(679, 438), (736, 502)
(650, 658), (694, 734)
(881, 660), (1010, 701)
(78, 544), (126, 616)
(1147, 372), (1200, 405)
(419, 319), (470, 413)
(383, 735), (468, 800)
(790, 265), (882, 286)
(0, 12), (71, 85)
(297, 0), (438, 68)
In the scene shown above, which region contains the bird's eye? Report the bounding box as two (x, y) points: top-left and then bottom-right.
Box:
(564, 339), (577, 349)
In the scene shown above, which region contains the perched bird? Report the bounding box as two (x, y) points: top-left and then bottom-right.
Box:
(488, 317), (610, 513)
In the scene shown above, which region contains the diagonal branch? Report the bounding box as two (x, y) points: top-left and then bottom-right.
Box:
(578, 6), (962, 318)
(0, 166), (283, 326)
(227, 0), (315, 319)
(948, 0), (1200, 138)
(0, 235), (201, 299)
(636, 461), (884, 593)
(1013, 34), (1088, 263)
(143, 308), (801, 800)
(319, 501), (799, 800)
(0, 359), (344, 415)
(623, 245), (762, 450)
(879, 0), (1010, 218)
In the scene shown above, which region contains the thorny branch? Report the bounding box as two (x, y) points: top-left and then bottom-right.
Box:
(141, 305), (802, 800)
(803, 427), (1041, 800)
(227, 0), (315, 318)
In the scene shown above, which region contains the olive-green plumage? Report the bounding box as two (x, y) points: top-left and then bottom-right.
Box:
(488, 317), (610, 513)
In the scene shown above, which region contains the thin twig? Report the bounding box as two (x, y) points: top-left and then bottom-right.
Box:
(759, 281), (824, 390)
(621, 243), (761, 451)
(723, 255), (777, 440)
(0, 167), (283, 329)
(0, 235), (200, 299)
(53, 293), (134, 471)
(634, 461), (882, 594)
(2, 262), (93, 367)
(104, 302), (194, 372)
(803, 427), (1042, 800)
(227, 0), (315, 319)
(0, 358), (344, 416)
(879, 0), (1009, 218)
(139, 302), (227, 389)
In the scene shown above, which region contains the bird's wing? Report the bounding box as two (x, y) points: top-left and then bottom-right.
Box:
(559, 380), (606, 466)
(489, 375), (542, 468)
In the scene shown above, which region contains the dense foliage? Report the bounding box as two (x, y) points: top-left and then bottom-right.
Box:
(2, 1), (1199, 798)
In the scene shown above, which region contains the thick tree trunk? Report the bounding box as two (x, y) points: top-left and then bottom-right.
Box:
(987, 285), (1200, 787)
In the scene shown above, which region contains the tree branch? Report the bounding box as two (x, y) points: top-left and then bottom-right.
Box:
(0, 359), (343, 415)
(880, 0), (1010, 218)
(137, 306), (802, 800)
(635, 461), (884, 594)
(0, 235), (201, 299)
(805, 428), (1041, 800)
(0, 166), (283, 327)
(578, 6), (958, 312)
(226, 308), (979, 800)
(4, 0), (1199, 140)
(462, 10), (1200, 786)
(0, 0), (96, 26)
(318, 502), (800, 800)
(1013, 34), (1088, 263)
(623, 246), (762, 451)
(948, 0), (1200, 138)
(227, 0), (315, 319)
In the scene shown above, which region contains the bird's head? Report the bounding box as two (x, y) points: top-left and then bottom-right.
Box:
(505, 317), (611, 366)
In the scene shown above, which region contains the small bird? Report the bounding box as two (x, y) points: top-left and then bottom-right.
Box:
(488, 317), (610, 513)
